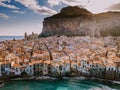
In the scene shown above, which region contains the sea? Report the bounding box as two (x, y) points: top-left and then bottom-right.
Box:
(1, 79), (120, 90)
(0, 36), (24, 42)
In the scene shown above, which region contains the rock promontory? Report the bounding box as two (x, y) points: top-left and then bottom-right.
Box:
(40, 6), (120, 37)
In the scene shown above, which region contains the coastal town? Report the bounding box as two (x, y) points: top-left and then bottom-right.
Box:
(0, 33), (120, 81)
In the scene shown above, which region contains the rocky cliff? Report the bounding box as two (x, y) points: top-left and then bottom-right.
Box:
(40, 6), (120, 37)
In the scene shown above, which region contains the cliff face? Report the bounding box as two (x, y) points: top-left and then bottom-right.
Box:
(40, 6), (120, 37)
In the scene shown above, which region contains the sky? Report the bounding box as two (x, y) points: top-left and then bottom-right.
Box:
(0, 0), (120, 36)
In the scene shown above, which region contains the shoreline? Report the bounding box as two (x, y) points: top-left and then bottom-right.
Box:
(6, 76), (120, 85)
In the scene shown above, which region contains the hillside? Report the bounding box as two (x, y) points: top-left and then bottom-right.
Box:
(95, 12), (120, 36)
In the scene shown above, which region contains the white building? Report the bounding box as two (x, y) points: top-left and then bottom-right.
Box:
(1, 62), (11, 75)
(25, 63), (34, 76)
(106, 63), (117, 71)
(80, 59), (89, 73)
(12, 63), (22, 75)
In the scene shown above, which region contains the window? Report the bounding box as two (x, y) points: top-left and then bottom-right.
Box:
(111, 68), (113, 71)
(96, 64), (98, 67)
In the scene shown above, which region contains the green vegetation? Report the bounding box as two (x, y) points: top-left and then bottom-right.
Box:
(39, 32), (86, 38)
(101, 27), (120, 36)
(45, 13), (84, 19)
(38, 34), (49, 38)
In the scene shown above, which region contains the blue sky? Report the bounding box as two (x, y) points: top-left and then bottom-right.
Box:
(0, 0), (120, 36)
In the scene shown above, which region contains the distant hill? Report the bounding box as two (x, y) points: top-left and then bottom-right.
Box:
(95, 12), (120, 36)
(39, 6), (120, 37)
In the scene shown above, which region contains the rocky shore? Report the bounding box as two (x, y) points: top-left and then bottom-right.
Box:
(4, 75), (120, 86)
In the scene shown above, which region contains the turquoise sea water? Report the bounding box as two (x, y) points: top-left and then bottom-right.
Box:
(0, 36), (24, 42)
(1, 80), (120, 90)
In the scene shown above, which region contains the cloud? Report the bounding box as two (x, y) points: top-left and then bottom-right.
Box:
(15, 0), (57, 15)
(61, 0), (82, 6)
(47, 0), (120, 13)
(47, 0), (82, 7)
(0, 0), (10, 2)
(12, 10), (26, 14)
(47, 0), (60, 7)
(0, 13), (9, 20)
(34, 6), (57, 15)
(85, 0), (120, 13)
(0, 0), (19, 9)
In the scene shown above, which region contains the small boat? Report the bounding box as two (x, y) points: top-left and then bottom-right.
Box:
(0, 81), (4, 87)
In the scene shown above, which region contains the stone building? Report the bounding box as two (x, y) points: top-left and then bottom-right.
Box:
(24, 32), (38, 40)
(34, 61), (44, 76)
